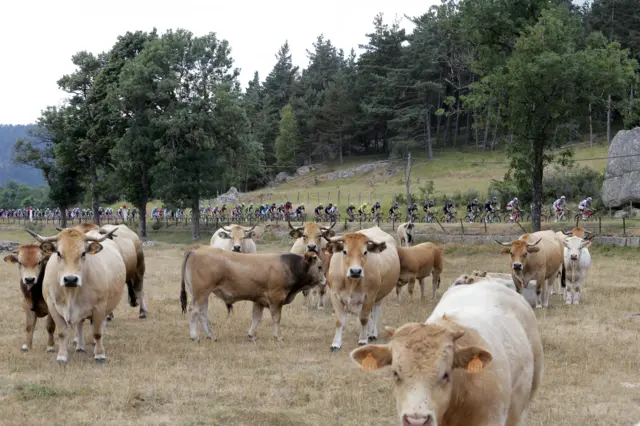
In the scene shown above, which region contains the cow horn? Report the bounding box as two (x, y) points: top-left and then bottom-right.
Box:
(244, 225), (256, 233)
(321, 221), (337, 232)
(24, 228), (58, 243)
(85, 227), (118, 242)
(55, 227), (65, 232)
(287, 220), (295, 231)
(327, 235), (345, 243)
(527, 238), (542, 247)
(494, 239), (511, 246)
(222, 226), (232, 232)
(562, 230), (572, 236)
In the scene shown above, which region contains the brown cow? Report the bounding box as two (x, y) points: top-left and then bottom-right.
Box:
(26, 228), (126, 363)
(288, 221), (336, 308)
(495, 230), (564, 309)
(396, 242), (444, 302)
(350, 280), (543, 426)
(562, 226), (594, 240)
(325, 226), (401, 350)
(180, 246), (326, 342)
(4, 245), (56, 352)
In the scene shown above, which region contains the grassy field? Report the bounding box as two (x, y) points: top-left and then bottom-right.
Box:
(1, 225), (639, 425)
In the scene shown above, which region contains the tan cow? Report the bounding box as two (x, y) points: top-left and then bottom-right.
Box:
(350, 279), (543, 426)
(180, 246), (326, 342)
(288, 221), (336, 309)
(561, 226), (594, 240)
(4, 245), (56, 352)
(210, 224), (257, 253)
(495, 230), (564, 309)
(26, 228), (126, 363)
(396, 222), (415, 248)
(449, 271), (538, 308)
(325, 226), (400, 350)
(396, 242), (444, 301)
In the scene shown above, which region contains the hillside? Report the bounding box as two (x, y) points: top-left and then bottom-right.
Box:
(0, 124), (45, 186)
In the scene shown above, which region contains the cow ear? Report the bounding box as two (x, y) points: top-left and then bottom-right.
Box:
(583, 241), (591, 248)
(303, 252), (318, 263)
(326, 242), (344, 253)
(86, 242), (103, 255)
(40, 242), (56, 255)
(350, 344), (392, 371)
(218, 231), (231, 239)
(476, 271), (487, 277)
(289, 229), (303, 239)
(527, 246), (540, 253)
(466, 277), (476, 284)
(407, 223), (415, 230)
(367, 241), (387, 253)
(322, 247), (331, 256)
(453, 346), (492, 373)
(500, 247), (510, 255)
(244, 231), (255, 239)
(384, 326), (396, 336)
(3, 254), (18, 264)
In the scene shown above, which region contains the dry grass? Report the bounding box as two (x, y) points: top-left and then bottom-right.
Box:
(1, 234), (640, 426)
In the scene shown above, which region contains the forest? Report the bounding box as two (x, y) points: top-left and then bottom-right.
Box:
(5, 0), (639, 239)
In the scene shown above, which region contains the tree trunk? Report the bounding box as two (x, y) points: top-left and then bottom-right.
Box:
(606, 94), (612, 144)
(466, 110), (472, 144)
(454, 94), (461, 144)
(139, 168), (149, 240)
(60, 205), (68, 228)
(436, 93), (442, 144)
(531, 139), (544, 232)
(483, 99), (491, 151)
(192, 197), (200, 241)
(91, 166), (100, 226)
(589, 102), (593, 147)
(426, 109), (433, 160)
(339, 132), (343, 165)
(491, 104), (501, 152)
(443, 113), (452, 147)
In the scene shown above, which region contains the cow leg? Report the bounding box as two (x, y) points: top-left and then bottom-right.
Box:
(248, 303), (264, 341)
(135, 258), (147, 319)
(407, 280), (415, 298)
(106, 312), (114, 322)
(75, 321), (86, 353)
(367, 303), (382, 341)
(358, 298), (375, 346)
(302, 289), (311, 308)
(573, 284), (581, 305)
(535, 278), (544, 309)
(45, 315), (56, 353)
(542, 276), (554, 308)
(137, 287), (147, 319)
(269, 304), (284, 342)
(51, 312), (70, 363)
(198, 298), (215, 341)
(319, 284), (328, 309)
(329, 291), (347, 351)
(395, 284), (403, 303)
(22, 302), (37, 352)
(91, 314), (108, 363)
(189, 299), (202, 342)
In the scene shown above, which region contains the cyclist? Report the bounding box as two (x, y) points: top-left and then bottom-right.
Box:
(506, 197), (520, 220)
(314, 204), (324, 217)
(553, 196), (566, 222)
(284, 201), (293, 217)
(443, 199), (455, 219)
(295, 203), (305, 218)
(371, 201), (382, 216)
(578, 197), (592, 216)
(407, 202), (419, 220)
(220, 204), (228, 216)
(389, 201), (399, 219)
(484, 197), (498, 214)
(346, 204), (356, 220)
(466, 198), (479, 220)
(423, 200), (435, 221)
(358, 202), (368, 219)
(324, 203), (335, 217)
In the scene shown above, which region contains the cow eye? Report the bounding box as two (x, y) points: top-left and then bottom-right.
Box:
(363, 251), (368, 256)
(56, 251), (63, 259)
(81, 252), (86, 258)
(393, 370), (401, 382)
(342, 250), (347, 255)
(523, 252), (527, 257)
(442, 372), (450, 383)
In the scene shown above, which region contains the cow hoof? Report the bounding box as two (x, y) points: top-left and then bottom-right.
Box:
(330, 346), (341, 352)
(248, 335), (257, 342)
(190, 337), (200, 343)
(46, 346), (56, 353)
(94, 355), (107, 364)
(106, 317), (113, 322)
(56, 356), (67, 363)
(21, 345), (28, 353)
(138, 312), (147, 319)
(76, 348), (87, 353)
(535, 304), (543, 309)
(368, 336), (378, 341)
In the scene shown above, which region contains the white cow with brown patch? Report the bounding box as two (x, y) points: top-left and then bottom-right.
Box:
(350, 279), (543, 426)
(210, 224), (257, 253)
(562, 236), (591, 305)
(397, 222), (415, 248)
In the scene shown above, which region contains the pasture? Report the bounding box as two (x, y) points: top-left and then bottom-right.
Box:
(1, 228), (639, 425)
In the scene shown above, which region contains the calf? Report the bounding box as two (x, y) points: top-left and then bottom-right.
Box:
(396, 242), (443, 301)
(396, 222), (415, 248)
(350, 280), (543, 426)
(4, 245), (56, 352)
(562, 237), (591, 305)
(325, 226), (400, 350)
(180, 246), (326, 342)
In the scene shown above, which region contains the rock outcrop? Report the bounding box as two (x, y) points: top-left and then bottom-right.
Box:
(602, 127), (640, 208)
(214, 187), (240, 205)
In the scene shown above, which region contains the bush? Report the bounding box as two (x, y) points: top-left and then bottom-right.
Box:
(543, 166), (604, 204)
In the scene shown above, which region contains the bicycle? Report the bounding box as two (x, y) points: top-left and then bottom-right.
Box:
(552, 208), (571, 223)
(465, 209), (481, 223)
(481, 210), (501, 224)
(503, 208), (524, 223)
(423, 211), (437, 223)
(576, 208), (595, 222)
(441, 210), (457, 223)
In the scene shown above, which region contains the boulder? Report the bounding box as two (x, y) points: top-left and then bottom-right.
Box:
(602, 127), (640, 208)
(214, 187), (240, 205)
(0, 240), (20, 252)
(275, 172), (290, 183)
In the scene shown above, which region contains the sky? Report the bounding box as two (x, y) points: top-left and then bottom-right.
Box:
(1, 0), (588, 125)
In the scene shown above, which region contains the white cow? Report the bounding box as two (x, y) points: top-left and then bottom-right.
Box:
(562, 237), (591, 305)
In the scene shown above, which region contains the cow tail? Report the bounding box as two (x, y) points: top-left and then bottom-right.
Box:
(561, 261), (566, 289)
(407, 232), (413, 244)
(226, 304), (233, 315)
(126, 279), (138, 308)
(180, 249), (194, 314)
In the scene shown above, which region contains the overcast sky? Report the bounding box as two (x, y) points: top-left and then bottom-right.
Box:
(1, 0), (588, 125)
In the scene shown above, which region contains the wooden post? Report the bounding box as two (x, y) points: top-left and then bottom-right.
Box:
(297, 192), (300, 202)
(348, 193), (351, 205)
(598, 216), (602, 234)
(484, 220), (487, 234)
(338, 190), (341, 205)
(460, 219), (464, 234)
(308, 192), (310, 204)
(623, 217), (626, 235)
(405, 152), (412, 218)
(328, 191), (331, 202)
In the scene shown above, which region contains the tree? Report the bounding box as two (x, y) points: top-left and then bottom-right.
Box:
(275, 103), (300, 172)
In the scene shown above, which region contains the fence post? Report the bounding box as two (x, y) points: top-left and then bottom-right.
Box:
(297, 192), (300, 202)
(484, 219), (487, 234)
(338, 190), (341, 205)
(460, 219), (464, 235)
(358, 192), (361, 205)
(623, 217), (626, 236)
(598, 216), (602, 234)
(348, 193), (350, 205)
(307, 192), (310, 204)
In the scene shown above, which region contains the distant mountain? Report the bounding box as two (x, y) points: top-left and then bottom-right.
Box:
(0, 124), (45, 187)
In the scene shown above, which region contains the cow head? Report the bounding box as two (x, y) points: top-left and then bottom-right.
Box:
(563, 236), (590, 262)
(325, 232), (387, 280)
(450, 274), (479, 287)
(562, 227), (594, 241)
(495, 237), (541, 288)
(3, 244), (48, 289)
(56, 223), (99, 233)
(288, 221), (336, 254)
(350, 322), (492, 426)
(217, 225), (256, 252)
(25, 227), (117, 288)
(302, 252), (327, 288)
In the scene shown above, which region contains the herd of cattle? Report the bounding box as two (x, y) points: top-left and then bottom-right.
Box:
(4, 220), (594, 426)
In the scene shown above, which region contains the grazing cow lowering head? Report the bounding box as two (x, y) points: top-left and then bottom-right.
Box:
(325, 232), (387, 280)
(350, 322), (492, 426)
(56, 223), (99, 233)
(495, 236), (541, 286)
(4, 244), (48, 289)
(216, 225), (256, 252)
(25, 228), (117, 288)
(563, 237), (590, 262)
(288, 221), (336, 254)
(450, 274), (479, 287)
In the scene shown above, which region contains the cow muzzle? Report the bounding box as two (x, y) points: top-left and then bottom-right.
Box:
(570, 254), (578, 261)
(402, 413), (434, 426)
(62, 275), (80, 287)
(23, 276), (37, 286)
(348, 268), (363, 278)
(512, 262), (523, 271)
(232, 245), (242, 252)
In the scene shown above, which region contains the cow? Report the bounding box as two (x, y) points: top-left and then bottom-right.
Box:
(57, 223), (147, 321)
(210, 224), (257, 253)
(449, 271), (538, 308)
(396, 242), (444, 302)
(179, 246), (326, 342)
(562, 236), (591, 305)
(561, 226), (594, 240)
(553, 226), (593, 296)
(495, 230), (564, 309)
(4, 244), (56, 352)
(396, 222), (415, 248)
(350, 279), (544, 426)
(288, 221), (336, 309)
(324, 226), (401, 350)
(25, 227), (126, 363)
